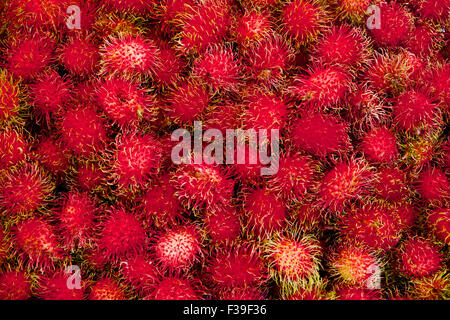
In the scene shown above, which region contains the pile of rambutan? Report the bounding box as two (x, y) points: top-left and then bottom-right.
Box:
(0, 0), (448, 301)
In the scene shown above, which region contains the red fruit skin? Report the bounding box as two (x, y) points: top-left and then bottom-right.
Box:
(158, 0), (195, 35)
(244, 188), (287, 238)
(428, 208), (450, 245)
(291, 112), (351, 157)
(219, 287), (266, 300)
(101, 0), (155, 14)
(112, 133), (163, 189)
(33, 137), (70, 176)
(0, 225), (8, 263)
(152, 44), (183, 86)
(59, 106), (107, 157)
(0, 270), (32, 300)
(337, 287), (381, 300)
(120, 255), (160, 294)
(153, 225), (202, 272)
(74, 162), (106, 191)
(374, 168), (409, 202)
(38, 271), (84, 300)
(88, 278), (126, 300)
(14, 218), (64, 269)
(399, 238), (442, 278)
(416, 167), (450, 204)
(417, 0), (449, 21)
(203, 204), (241, 245)
(150, 277), (199, 300)
(0, 70), (22, 124)
(203, 101), (243, 134)
(406, 24), (443, 58)
(207, 245), (265, 289)
(360, 127), (398, 163)
(336, 0), (371, 23)
(57, 192), (96, 250)
(368, 2), (414, 47)
(60, 36), (100, 77)
(97, 208), (147, 261)
(0, 129), (29, 170)
(233, 11), (271, 47)
(30, 71), (71, 121)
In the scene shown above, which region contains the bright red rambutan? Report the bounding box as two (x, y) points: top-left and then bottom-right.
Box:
(97, 78), (153, 127)
(374, 167), (409, 202)
(101, 0), (155, 14)
(152, 43), (184, 86)
(203, 101), (243, 133)
(428, 208), (450, 245)
(37, 270), (84, 300)
(0, 165), (53, 218)
(0, 129), (29, 170)
(425, 63), (450, 109)
(203, 204), (241, 244)
(14, 217), (63, 269)
(57, 191), (97, 250)
(88, 277), (126, 300)
(219, 287), (266, 300)
(282, 0), (328, 45)
(406, 24), (443, 58)
(336, 286), (381, 300)
(193, 44), (242, 92)
(207, 244), (265, 289)
(244, 187), (287, 238)
(239, 0), (279, 8)
(120, 254), (160, 294)
(340, 204), (403, 251)
(399, 237), (442, 278)
(60, 36), (100, 77)
(393, 90), (440, 132)
(417, 0), (449, 21)
(112, 132), (162, 189)
(291, 65), (352, 108)
(59, 106), (107, 157)
(0, 225), (8, 263)
(158, 0), (194, 34)
(291, 112), (351, 157)
(395, 204), (418, 230)
(150, 276), (199, 300)
(153, 225), (202, 272)
(291, 202), (324, 232)
(99, 35), (160, 80)
(416, 167), (449, 204)
(336, 0), (371, 23)
(0, 270), (32, 300)
(233, 11), (271, 47)
(410, 271), (449, 300)
(5, 34), (55, 82)
(33, 137), (69, 175)
(285, 285), (326, 300)
(368, 2), (414, 47)
(360, 127), (398, 163)
(74, 161), (106, 191)
(96, 208), (147, 261)
(0, 69), (23, 124)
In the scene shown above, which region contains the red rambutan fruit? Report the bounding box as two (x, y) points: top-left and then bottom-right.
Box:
(88, 277), (126, 300)
(33, 137), (69, 175)
(37, 270), (84, 300)
(74, 161), (107, 191)
(203, 101), (243, 133)
(219, 287), (266, 300)
(150, 276), (199, 300)
(0, 69), (23, 125)
(0, 270), (32, 300)
(291, 112), (351, 157)
(0, 129), (29, 170)
(336, 0), (371, 24)
(428, 208), (450, 245)
(153, 225), (202, 272)
(101, 0), (155, 14)
(291, 202), (324, 232)
(360, 127), (399, 163)
(233, 11), (272, 47)
(406, 24), (443, 58)
(158, 0), (194, 34)
(152, 43), (184, 87)
(60, 36), (100, 77)
(203, 204), (241, 245)
(336, 286), (381, 300)
(374, 167), (409, 202)
(96, 207), (147, 261)
(416, 167), (449, 204)
(120, 254), (160, 294)
(399, 237), (442, 278)
(284, 285), (326, 300)
(99, 35), (160, 80)
(417, 0), (449, 21)
(395, 204), (418, 230)
(410, 271), (450, 300)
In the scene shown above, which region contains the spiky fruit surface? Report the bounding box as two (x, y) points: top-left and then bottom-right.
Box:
(0, 129), (29, 170)
(204, 205), (241, 244)
(0, 270), (32, 300)
(399, 238), (441, 278)
(360, 127), (398, 163)
(33, 137), (69, 175)
(233, 11), (271, 47)
(336, 286), (381, 300)
(60, 37), (100, 77)
(406, 24), (442, 58)
(416, 167), (449, 204)
(0, 69), (22, 124)
(428, 208), (450, 245)
(151, 276), (198, 300)
(101, 0), (154, 14)
(74, 162), (106, 191)
(153, 225), (201, 271)
(37, 271), (84, 300)
(417, 0), (449, 21)
(336, 0), (370, 23)
(120, 254), (159, 294)
(96, 208), (147, 260)
(410, 271), (450, 300)
(374, 167), (409, 202)
(292, 112), (351, 157)
(219, 287), (266, 300)
(152, 44), (183, 86)
(88, 278), (126, 300)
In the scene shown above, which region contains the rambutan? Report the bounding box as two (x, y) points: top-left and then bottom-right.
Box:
(150, 276), (199, 300)
(0, 129), (29, 170)
(37, 270), (84, 300)
(203, 204), (241, 245)
(411, 270), (449, 300)
(59, 36), (100, 77)
(416, 167), (449, 204)
(428, 208), (450, 245)
(291, 112), (351, 157)
(120, 254), (160, 294)
(73, 161), (107, 192)
(417, 0), (449, 21)
(33, 137), (69, 175)
(0, 69), (23, 125)
(100, 0), (155, 15)
(336, 0), (371, 24)
(399, 237), (441, 278)
(203, 101), (243, 133)
(233, 11), (272, 47)
(291, 202), (324, 232)
(360, 127), (398, 163)
(406, 24), (443, 58)
(88, 277), (126, 300)
(96, 207), (147, 261)
(152, 43), (184, 87)
(284, 284), (326, 300)
(157, 0), (194, 35)
(336, 286), (381, 300)
(0, 270), (32, 300)
(401, 130), (440, 170)
(219, 287), (266, 300)
(374, 167), (409, 202)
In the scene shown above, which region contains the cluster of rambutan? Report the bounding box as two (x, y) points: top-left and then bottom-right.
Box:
(0, 0), (448, 300)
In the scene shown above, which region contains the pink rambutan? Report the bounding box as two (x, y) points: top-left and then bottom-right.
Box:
(336, 0), (371, 23)
(101, 0), (155, 14)
(203, 101), (243, 133)
(360, 127), (398, 163)
(150, 276), (199, 300)
(88, 277), (126, 300)
(0, 270), (32, 300)
(428, 208), (450, 245)
(203, 204), (241, 244)
(74, 161), (107, 191)
(425, 63), (450, 108)
(60, 36), (100, 77)
(336, 286), (381, 300)
(112, 132), (163, 189)
(416, 167), (449, 204)
(395, 204), (418, 230)
(291, 112), (351, 157)
(219, 287), (266, 300)
(244, 187), (287, 238)
(374, 167), (409, 202)
(33, 137), (69, 175)
(120, 254), (160, 294)
(417, 0), (449, 21)
(152, 43), (184, 86)
(96, 207), (147, 261)
(99, 35), (160, 80)
(233, 11), (272, 47)
(291, 202), (324, 232)
(399, 237), (441, 278)
(0, 129), (29, 170)
(406, 24), (443, 58)
(0, 69), (23, 124)
(37, 270), (84, 300)
(153, 225), (202, 272)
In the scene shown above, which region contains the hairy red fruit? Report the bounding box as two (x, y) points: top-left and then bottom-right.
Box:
(282, 0), (328, 45)
(0, 225), (7, 263)
(291, 203), (323, 232)
(395, 204), (417, 230)
(165, 82), (209, 124)
(204, 102), (243, 133)
(60, 36), (100, 77)
(291, 65), (352, 108)
(336, 0), (370, 23)
(14, 218), (63, 269)
(428, 208), (450, 245)
(38, 271), (84, 300)
(340, 204), (403, 251)
(285, 286), (326, 300)
(204, 204), (241, 244)
(208, 244), (265, 289)
(219, 287), (266, 300)
(59, 106), (107, 157)
(151, 277), (199, 300)
(193, 45), (241, 92)
(337, 286), (381, 300)
(0, 129), (29, 170)
(57, 192), (96, 250)
(112, 133), (162, 188)
(101, 0), (155, 14)
(158, 0), (194, 34)
(34, 137), (69, 175)
(74, 162), (106, 191)
(393, 90), (440, 131)
(292, 112), (351, 157)
(374, 167), (409, 202)
(417, 0), (449, 21)
(360, 127), (398, 163)
(233, 11), (271, 47)
(244, 188), (287, 237)
(399, 238), (441, 278)
(153, 225), (202, 271)
(411, 271), (450, 300)
(416, 167), (450, 204)
(0, 165), (53, 218)
(89, 278), (126, 300)
(0, 270), (32, 300)
(97, 208), (147, 261)
(406, 24), (442, 58)
(368, 2), (414, 47)
(0, 70), (22, 124)
(120, 254), (160, 294)
(153, 44), (183, 86)
(100, 35), (160, 80)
